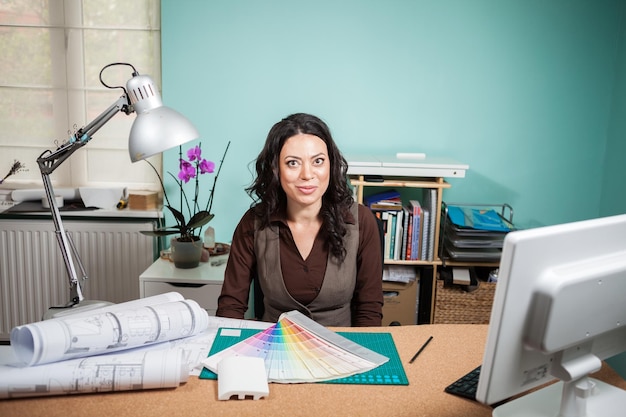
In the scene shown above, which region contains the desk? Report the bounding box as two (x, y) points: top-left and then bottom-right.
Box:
(1, 324), (624, 417)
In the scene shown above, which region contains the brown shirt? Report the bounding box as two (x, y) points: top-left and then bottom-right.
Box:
(216, 203), (383, 326)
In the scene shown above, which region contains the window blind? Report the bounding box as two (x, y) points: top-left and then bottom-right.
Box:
(0, 0), (162, 191)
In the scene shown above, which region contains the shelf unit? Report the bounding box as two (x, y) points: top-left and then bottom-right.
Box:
(347, 155), (469, 324)
(349, 174), (450, 324)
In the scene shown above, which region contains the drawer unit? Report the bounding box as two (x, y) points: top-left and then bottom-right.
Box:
(142, 280), (224, 315)
(139, 255), (228, 315)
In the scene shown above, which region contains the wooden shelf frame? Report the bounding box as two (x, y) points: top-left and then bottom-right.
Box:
(349, 174), (451, 323)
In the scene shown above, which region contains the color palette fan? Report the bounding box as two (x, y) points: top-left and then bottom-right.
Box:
(201, 310), (389, 383)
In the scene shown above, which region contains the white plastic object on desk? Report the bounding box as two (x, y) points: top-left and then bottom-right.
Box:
(217, 356), (269, 400)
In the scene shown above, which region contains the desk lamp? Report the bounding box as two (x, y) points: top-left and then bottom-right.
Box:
(37, 62), (199, 316)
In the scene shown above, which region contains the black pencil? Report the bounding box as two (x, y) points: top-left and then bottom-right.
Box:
(409, 335), (433, 364)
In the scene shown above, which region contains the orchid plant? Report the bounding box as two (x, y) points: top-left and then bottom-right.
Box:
(142, 141), (230, 242)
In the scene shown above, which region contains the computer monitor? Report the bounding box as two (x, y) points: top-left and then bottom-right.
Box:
(475, 214), (626, 417)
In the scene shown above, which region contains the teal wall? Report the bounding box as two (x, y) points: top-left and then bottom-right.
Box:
(160, 0), (626, 377)
(602, 8), (626, 217)
(160, 0), (626, 243)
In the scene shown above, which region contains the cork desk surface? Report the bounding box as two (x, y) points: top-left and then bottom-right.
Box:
(1, 324), (624, 417)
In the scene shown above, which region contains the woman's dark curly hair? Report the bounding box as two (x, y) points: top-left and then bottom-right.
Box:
(246, 113), (354, 262)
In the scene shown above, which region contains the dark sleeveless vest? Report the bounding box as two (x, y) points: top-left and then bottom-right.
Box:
(254, 203), (359, 326)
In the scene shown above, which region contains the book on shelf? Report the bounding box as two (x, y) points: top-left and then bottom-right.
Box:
(420, 207), (430, 261)
(393, 209), (404, 260)
(404, 206), (414, 260)
(381, 211), (392, 260)
(400, 206), (411, 261)
(389, 212), (397, 259)
(364, 189), (401, 208)
(409, 200), (423, 260)
(422, 189), (437, 261)
(373, 192), (437, 262)
(380, 209), (405, 260)
(429, 190), (437, 260)
(370, 201), (403, 211)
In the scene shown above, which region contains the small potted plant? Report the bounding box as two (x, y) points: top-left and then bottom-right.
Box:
(142, 141), (230, 268)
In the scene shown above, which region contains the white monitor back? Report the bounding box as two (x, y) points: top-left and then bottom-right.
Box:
(476, 214), (626, 410)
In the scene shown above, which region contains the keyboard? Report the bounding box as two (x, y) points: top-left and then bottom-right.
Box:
(444, 365), (481, 400)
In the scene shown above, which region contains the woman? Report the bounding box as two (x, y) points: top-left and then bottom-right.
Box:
(216, 113), (383, 326)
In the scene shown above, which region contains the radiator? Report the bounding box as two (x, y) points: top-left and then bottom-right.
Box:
(0, 217), (158, 341)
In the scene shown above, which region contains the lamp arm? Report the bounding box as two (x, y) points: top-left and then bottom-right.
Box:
(40, 172), (83, 305)
(78, 95), (133, 144)
(36, 95), (131, 308)
(38, 95), (131, 175)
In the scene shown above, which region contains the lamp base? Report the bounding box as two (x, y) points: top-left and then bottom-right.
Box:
(44, 299), (114, 320)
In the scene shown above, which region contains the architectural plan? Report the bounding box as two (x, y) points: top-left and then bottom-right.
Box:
(0, 295), (275, 398)
(10, 295), (209, 366)
(0, 348), (188, 399)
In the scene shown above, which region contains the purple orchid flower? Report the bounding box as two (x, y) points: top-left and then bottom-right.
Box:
(199, 159), (215, 174)
(178, 159), (196, 183)
(187, 145), (202, 162)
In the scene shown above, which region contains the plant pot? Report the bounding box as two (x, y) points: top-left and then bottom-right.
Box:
(170, 236), (203, 269)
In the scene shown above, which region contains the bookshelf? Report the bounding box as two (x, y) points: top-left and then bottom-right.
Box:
(346, 155), (469, 324)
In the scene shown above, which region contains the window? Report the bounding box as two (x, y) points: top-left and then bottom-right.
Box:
(0, 0), (161, 190)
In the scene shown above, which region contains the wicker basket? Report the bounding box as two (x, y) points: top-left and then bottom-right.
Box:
(433, 279), (497, 324)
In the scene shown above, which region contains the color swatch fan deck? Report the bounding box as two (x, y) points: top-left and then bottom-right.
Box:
(201, 311), (389, 383)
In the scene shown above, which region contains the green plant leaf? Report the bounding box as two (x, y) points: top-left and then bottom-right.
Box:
(165, 205), (187, 226)
(187, 211), (214, 229)
(140, 230), (179, 237)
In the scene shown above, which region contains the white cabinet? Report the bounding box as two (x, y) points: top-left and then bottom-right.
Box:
(139, 255), (228, 316)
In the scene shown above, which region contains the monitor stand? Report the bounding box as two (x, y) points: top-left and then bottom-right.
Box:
(493, 377), (626, 417)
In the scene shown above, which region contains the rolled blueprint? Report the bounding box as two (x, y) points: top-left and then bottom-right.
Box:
(0, 348), (189, 399)
(49, 291), (185, 319)
(11, 298), (209, 366)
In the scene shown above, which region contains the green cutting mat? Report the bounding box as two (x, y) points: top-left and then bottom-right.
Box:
(199, 328), (408, 385)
